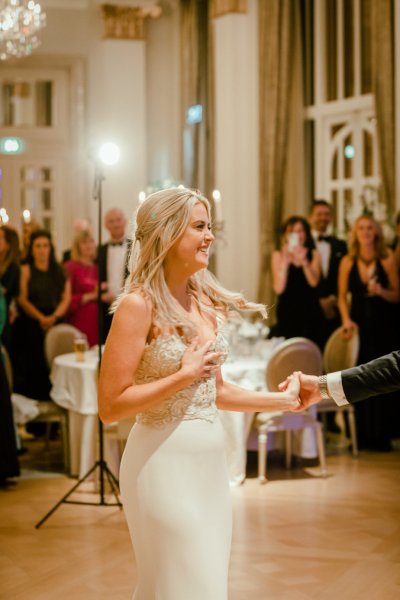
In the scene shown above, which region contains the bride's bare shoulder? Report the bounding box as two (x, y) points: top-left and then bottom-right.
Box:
(115, 289), (153, 322)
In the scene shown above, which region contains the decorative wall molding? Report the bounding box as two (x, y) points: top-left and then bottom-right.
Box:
(100, 3), (161, 40)
(211, 0), (247, 19)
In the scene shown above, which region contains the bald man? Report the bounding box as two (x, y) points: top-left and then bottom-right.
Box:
(98, 208), (130, 340)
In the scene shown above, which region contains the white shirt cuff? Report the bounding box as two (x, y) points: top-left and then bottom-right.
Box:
(326, 372), (349, 406)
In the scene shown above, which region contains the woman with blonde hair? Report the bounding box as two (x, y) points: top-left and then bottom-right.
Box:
(338, 214), (400, 450)
(98, 187), (300, 599)
(65, 229), (98, 346)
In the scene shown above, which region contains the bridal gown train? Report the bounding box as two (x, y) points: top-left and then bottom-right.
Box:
(119, 331), (232, 600)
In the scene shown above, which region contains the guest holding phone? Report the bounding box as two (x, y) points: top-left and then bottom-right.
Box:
(269, 216), (324, 347)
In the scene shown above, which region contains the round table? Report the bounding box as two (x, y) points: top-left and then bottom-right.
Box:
(50, 351), (119, 479)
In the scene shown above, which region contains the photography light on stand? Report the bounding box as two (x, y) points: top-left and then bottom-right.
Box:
(35, 141), (123, 528)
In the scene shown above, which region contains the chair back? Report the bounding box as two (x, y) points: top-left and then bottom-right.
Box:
(323, 327), (360, 373)
(44, 324), (87, 367)
(266, 337), (323, 391)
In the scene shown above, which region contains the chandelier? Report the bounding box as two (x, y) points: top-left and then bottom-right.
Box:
(0, 1), (46, 61)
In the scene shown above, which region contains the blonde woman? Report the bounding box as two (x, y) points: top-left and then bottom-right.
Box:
(65, 229), (98, 346)
(338, 214), (400, 450)
(98, 188), (300, 599)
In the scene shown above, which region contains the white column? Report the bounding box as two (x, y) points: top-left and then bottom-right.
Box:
(213, 0), (259, 300)
(89, 6), (150, 226)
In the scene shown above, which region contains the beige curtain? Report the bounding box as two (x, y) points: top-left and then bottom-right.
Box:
(258, 0), (300, 306)
(371, 0), (395, 215)
(180, 0), (215, 196)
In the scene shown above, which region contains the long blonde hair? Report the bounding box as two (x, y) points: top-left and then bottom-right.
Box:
(348, 215), (388, 260)
(114, 187), (267, 334)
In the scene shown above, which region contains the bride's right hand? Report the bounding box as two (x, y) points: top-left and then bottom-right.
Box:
(180, 338), (223, 381)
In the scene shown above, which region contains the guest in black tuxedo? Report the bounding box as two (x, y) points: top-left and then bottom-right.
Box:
(279, 350), (400, 408)
(98, 207), (130, 341)
(308, 199), (347, 343)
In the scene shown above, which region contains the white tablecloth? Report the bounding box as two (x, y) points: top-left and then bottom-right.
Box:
(50, 351), (120, 479)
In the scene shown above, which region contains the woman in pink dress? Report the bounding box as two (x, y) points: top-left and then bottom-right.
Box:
(65, 230), (98, 346)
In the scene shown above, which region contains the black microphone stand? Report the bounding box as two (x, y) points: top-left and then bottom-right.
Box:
(36, 163), (122, 529)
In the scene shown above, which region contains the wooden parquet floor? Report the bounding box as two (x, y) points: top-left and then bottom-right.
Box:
(1, 445), (399, 600)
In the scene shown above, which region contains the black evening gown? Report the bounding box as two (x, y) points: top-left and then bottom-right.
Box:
(12, 265), (65, 401)
(349, 260), (400, 449)
(270, 257), (325, 349)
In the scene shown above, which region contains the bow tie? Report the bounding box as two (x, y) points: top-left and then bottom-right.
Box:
(318, 235), (331, 242)
(110, 240), (124, 247)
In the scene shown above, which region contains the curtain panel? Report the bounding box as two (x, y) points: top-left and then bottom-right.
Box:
(180, 0), (215, 197)
(257, 0), (299, 307)
(371, 0), (395, 216)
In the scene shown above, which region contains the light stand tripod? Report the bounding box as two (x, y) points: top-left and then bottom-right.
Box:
(36, 162), (122, 529)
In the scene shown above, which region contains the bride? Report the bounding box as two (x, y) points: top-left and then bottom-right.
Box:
(98, 187), (300, 599)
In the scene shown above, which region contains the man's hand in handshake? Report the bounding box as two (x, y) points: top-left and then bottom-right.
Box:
(278, 372), (322, 411)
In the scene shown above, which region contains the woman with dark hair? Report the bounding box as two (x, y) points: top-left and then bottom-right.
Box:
(12, 230), (71, 400)
(0, 225), (21, 349)
(338, 214), (400, 450)
(269, 215), (324, 347)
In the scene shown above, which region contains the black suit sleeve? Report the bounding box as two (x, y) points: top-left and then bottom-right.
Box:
(341, 351), (400, 403)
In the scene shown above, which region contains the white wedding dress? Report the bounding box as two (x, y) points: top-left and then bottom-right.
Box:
(119, 331), (232, 600)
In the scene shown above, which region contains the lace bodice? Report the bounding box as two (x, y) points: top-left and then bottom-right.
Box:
(135, 331), (229, 428)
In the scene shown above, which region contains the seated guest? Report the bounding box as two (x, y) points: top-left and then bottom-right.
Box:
(0, 225), (21, 350)
(12, 230), (71, 401)
(65, 230), (98, 346)
(269, 215), (325, 348)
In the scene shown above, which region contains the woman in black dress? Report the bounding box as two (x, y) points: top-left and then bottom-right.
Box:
(338, 215), (400, 450)
(12, 230), (71, 400)
(269, 216), (324, 348)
